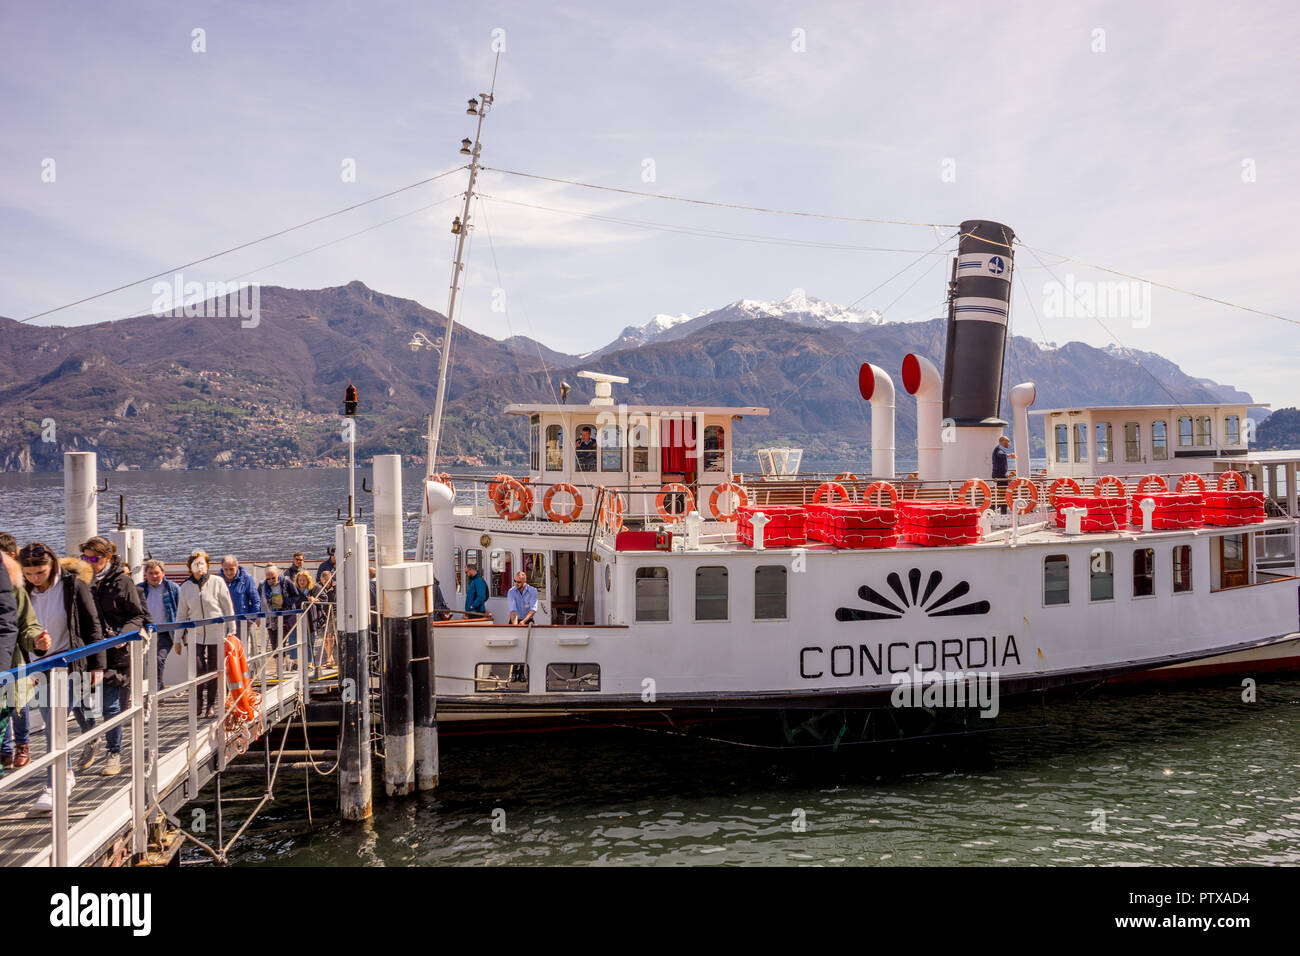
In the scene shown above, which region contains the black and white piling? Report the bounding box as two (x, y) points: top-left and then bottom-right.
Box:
(338, 385), (372, 821)
(373, 455), (415, 796)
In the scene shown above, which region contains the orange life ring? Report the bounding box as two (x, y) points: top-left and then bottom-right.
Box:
(1176, 472), (1207, 495)
(1093, 475), (1126, 497)
(655, 483), (696, 522)
(708, 481), (748, 521)
(1216, 470), (1245, 491)
(435, 472), (455, 494)
(493, 477), (533, 520)
(542, 482), (583, 523)
(833, 472), (858, 485)
(599, 488), (626, 534)
(812, 481), (850, 504)
(487, 473), (510, 505)
(223, 634), (259, 724)
(1047, 477), (1081, 507)
(957, 478), (992, 513)
(863, 480), (898, 507)
(1136, 474), (1167, 496)
(1006, 477), (1039, 514)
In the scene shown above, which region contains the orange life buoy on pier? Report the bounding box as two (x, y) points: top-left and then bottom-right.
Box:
(543, 482), (583, 523)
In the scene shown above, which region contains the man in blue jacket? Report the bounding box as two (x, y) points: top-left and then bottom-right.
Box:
(221, 554), (262, 617)
(138, 560), (180, 691)
(464, 563), (488, 618)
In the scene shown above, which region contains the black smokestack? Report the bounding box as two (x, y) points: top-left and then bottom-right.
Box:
(941, 219), (1015, 426)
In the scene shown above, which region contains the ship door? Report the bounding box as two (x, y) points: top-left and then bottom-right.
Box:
(551, 550), (596, 625)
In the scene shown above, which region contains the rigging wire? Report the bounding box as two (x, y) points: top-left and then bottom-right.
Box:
(18, 166), (468, 323)
(480, 166), (959, 229)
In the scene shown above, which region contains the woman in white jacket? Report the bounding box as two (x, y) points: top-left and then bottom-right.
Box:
(175, 550), (234, 719)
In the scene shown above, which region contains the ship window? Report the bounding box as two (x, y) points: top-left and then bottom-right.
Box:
(1173, 544), (1192, 593)
(635, 567), (669, 622)
(545, 424), (564, 471)
(490, 549), (512, 596)
(695, 566), (728, 621)
(1213, 533), (1249, 591)
(1073, 424), (1088, 463)
(703, 425), (726, 472)
(1043, 555), (1069, 606)
(1133, 548), (1155, 597)
(453, 546), (463, 593)
(1089, 549), (1114, 601)
(1178, 416), (1193, 447)
(529, 415), (540, 471)
(1124, 422), (1141, 462)
(1054, 424), (1069, 463)
(600, 424), (623, 471)
(545, 663), (600, 692)
(755, 565), (787, 620)
(631, 417), (652, 473)
(1225, 415), (1240, 446)
(1195, 416), (1212, 446)
(575, 424), (597, 471)
(1096, 422), (1114, 463)
(475, 663), (529, 693)
(523, 551), (547, 599)
(1152, 420), (1168, 460)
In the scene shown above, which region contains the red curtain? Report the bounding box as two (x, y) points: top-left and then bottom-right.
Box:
(660, 418), (696, 474)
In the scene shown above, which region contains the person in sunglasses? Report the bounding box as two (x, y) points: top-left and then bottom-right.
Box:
(80, 537), (151, 777)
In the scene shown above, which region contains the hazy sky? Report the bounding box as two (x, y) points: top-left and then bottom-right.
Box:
(3, 0), (1297, 407)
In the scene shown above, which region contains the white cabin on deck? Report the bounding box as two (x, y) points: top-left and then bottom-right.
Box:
(1033, 403), (1267, 480)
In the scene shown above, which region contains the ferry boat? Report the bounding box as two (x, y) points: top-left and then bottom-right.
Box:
(402, 217), (1300, 732)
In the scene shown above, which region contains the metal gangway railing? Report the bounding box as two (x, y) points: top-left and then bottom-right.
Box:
(0, 606), (318, 867)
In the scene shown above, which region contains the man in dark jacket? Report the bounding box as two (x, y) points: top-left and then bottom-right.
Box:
(138, 560), (180, 692)
(992, 435), (1011, 514)
(221, 555), (262, 617)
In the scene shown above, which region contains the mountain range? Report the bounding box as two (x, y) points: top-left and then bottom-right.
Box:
(0, 281), (1268, 471)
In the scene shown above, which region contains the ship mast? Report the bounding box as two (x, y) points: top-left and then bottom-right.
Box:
(427, 52), (499, 479)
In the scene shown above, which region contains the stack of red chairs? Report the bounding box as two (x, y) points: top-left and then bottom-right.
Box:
(1201, 489), (1266, 526)
(824, 505), (899, 549)
(1128, 492), (1204, 529)
(737, 505), (807, 547)
(897, 502), (982, 546)
(1053, 494), (1128, 532)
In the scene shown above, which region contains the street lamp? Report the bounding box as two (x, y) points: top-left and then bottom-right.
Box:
(408, 331), (443, 354)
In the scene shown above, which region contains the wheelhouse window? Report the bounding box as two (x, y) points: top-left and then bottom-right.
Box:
(1096, 422), (1113, 463)
(1123, 422), (1141, 462)
(523, 551), (547, 599)
(754, 565), (787, 620)
(1044, 555), (1069, 606)
(545, 424), (564, 471)
(1195, 415), (1212, 446)
(1089, 549), (1114, 601)
(1073, 423), (1088, 463)
(1133, 548), (1155, 597)
(631, 418), (652, 473)
(1152, 420), (1168, 460)
(1225, 415), (1240, 446)
(600, 424), (623, 471)
(1173, 545), (1192, 593)
(1178, 416), (1193, 447)
(635, 567), (669, 622)
(1054, 424), (1069, 463)
(703, 425), (726, 472)
(490, 549), (512, 596)
(575, 424), (597, 471)
(695, 566), (728, 620)
(529, 415), (540, 471)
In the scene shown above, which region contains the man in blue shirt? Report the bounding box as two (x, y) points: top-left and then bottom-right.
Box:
(507, 570), (537, 626)
(464, 564), (488, 618)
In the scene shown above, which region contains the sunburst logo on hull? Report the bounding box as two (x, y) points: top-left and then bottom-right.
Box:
(835, 568), (990, 621)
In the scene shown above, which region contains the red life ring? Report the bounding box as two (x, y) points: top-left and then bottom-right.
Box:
(543, 482), (583, 523)
(1176, 472), (1207, 495)
(1047, 477), (1081, 507)
(655, 483), (695, 522)
(863, 481), (898, 507)
(493, 477), (533, 520)
(708, 481), (748, 521)
(1216, 470), (1245, 491)
(1136, 474), (1167, 496)
(1093, 475), (1126, 497)
(600, 488), (626, 534)
(487, 473), (510, 505)
(957, 478), (992, 513)
(1006, 477), (1039, 515)
(813, 481), (850, 504)
(833, 472), (858, 485)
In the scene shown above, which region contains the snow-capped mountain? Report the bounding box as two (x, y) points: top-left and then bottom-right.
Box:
(584, 291), (887, 360)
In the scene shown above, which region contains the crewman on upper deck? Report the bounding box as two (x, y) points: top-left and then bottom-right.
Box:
(992, 435), (1012, 513)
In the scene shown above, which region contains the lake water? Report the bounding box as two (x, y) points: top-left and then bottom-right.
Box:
(2, 468), (1297, 866)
